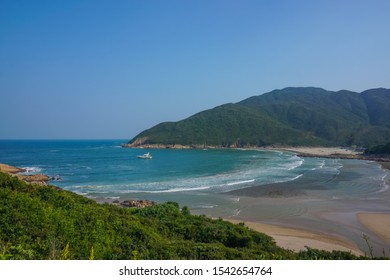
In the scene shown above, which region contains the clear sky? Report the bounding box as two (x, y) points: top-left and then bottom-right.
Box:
(1, 0), (389, 139)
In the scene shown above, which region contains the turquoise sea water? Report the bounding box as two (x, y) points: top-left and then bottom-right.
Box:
(0, 140), (387, 192)
(0, 140), (311, 194)
(1, 140), (389, 254)
(0, 140), (388, 204)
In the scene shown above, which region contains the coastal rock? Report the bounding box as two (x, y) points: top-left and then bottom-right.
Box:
(123, 137), (149, 147)
(15, 174), (49, 185)
(119, 199), (157, 208)
(49, 175), (62, 181)
(0, 163), (26, 174)
(0, 163), (49, 185)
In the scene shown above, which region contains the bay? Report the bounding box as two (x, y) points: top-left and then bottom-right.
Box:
(1, 139), (389, 255)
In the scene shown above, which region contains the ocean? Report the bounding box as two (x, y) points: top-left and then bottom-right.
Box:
(0, 140), (321, 196)
(1, 139), (389, 254)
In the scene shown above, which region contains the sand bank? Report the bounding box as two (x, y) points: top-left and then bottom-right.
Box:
(357, 213), (390, 245)
(275, 147), (361, 157)
(273, 146), (390, 170)
(227, 219), (363, 255)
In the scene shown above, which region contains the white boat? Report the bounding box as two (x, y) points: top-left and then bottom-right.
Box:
(137, 152), (152, 159)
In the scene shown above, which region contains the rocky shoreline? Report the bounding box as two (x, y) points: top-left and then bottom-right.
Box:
(0, 163), (50, 185)
(0, 163), (158, 209)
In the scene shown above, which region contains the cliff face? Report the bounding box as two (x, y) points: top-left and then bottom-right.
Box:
(127, 87), (390, 148)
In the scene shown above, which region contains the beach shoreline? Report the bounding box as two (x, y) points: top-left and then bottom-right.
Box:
(268, 146), (390, 170)
(2, 146), (389, 257)
(221, 147), (390, 255)
(124, 145), (390, 170)
(226, 218), (363, 255)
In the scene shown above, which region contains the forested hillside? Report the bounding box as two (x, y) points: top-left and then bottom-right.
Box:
(126, 87), (390, 148)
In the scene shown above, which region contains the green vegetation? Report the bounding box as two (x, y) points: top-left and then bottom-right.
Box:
(0, 172), (373, 259)
(365, 142), (390, 155)
(128, 87), (390, 147)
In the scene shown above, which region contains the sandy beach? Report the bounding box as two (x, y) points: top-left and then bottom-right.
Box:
(221, 147), (390, 256)
(274, 146), (361, 157)
(274, 146), (390, 170)
(226, 219), (363, 255)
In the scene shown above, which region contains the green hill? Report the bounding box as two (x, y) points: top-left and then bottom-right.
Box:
(126, 87), (390, 147)
(365, 142), (390, 155)
(0, 172), (363, 259)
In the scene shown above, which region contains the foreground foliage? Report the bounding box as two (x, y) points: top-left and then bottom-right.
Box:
(0, 172), (366, 260)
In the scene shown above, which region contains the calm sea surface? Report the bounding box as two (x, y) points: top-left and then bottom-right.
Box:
(1, 140), (389, 253)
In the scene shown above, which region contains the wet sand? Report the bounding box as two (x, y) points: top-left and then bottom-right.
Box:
(226, 218), (363, 255)
(222, 148), (390, 257)
(357, 213), (390, 245)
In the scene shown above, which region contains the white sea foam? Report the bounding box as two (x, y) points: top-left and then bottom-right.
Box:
(22, 166), (42, 173)
(197, 204), (217, 209)
(73, 185), (105, 189)
(377, 173), (390, 193)
(226, 179), (255, 186)
(286, 156), (304, 170)
(312, 160), (326, 170)
(290, 174), (303, 181)
(74, 191), (88, 196)
(90, 191), (109, 194)
(230, 209), (241, 217)
(116, 185), (211, 193)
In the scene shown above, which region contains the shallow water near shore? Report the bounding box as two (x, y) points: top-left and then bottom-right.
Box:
(1, 140), (389, 255)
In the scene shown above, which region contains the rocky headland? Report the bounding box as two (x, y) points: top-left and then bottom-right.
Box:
(0, 163), (49, 185)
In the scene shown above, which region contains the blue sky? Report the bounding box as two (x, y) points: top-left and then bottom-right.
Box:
(1, 0), (389, 139)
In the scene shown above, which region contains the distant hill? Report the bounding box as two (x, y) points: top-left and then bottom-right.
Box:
(126, 87), (390, 148)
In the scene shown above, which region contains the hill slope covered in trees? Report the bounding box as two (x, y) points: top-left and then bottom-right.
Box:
(126, 87), (390, 148)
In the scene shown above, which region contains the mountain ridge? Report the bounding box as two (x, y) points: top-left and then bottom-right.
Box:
(126, 87), (390, 148)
